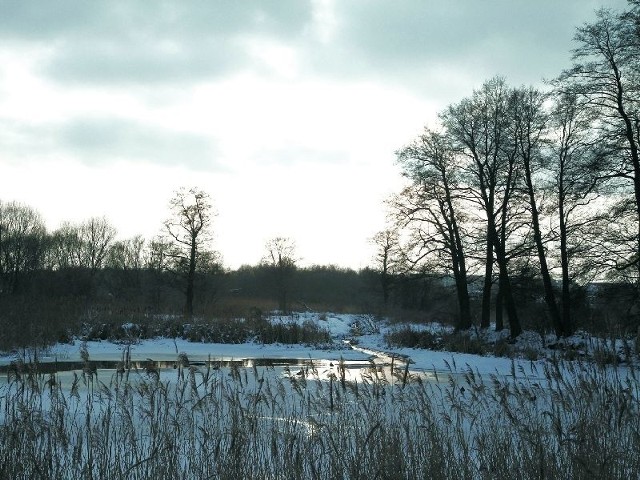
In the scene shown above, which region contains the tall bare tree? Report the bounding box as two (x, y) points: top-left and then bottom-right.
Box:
(512, 86), (570, 337)
(442, 77), (523, 337)
(394, 129), (472, 330)
(547, 90), (604, 334)
(164, 187), (215, 319)
(559, 6), (640, 284)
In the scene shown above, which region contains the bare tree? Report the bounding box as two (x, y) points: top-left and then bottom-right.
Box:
(146, 236), (173, 272)
(370, 229), (401, 308)
(164, 187), (216, 319)
(143, 235), (175, 313)
(106, 235), (145, 295)
(558, 6), (640, 283)
(48, 222), (83, 270)
(442, 77), (523, 337)
(512, 86), (571, 337)
(547, 90), (605, 334)
(48, 217), (116, 274)
(107, 235), (145, 271)
(78, 216), (117, 274)
(262, 237), (297, 314)
(0, 201), (47, 294)
(394, 129), (473, 330)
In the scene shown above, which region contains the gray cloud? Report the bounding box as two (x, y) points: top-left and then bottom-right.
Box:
(59, 117), (221, 170)
(46, 38), (242, 85)
(305, 0), (628, 89)
(0, 1), (312, 40)
(0, 0), (626, 91)
(0, 1), (102, 39)
(0, 1), (313, 85)
(0, 115), (222, 171)
(0, 119), (57, 161)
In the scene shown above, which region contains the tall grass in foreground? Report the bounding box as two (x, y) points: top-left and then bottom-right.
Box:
(0, 355), (639, 479)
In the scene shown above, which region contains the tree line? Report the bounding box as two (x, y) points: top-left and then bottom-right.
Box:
(0, 188), (220, 348)
(0, 189), (218, 306)
(378, 3), (640, 338)
(0, 182), (463, 348)
(0, 186), (398, 350)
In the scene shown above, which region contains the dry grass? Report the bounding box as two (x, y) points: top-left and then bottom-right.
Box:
(0, 351), (639, 479)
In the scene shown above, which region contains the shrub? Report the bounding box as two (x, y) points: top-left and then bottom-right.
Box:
(254, 318), (330, 345)
(441, 332), (487, 356)
(491, 338), (514, 358)
(385, 326), (442, 349)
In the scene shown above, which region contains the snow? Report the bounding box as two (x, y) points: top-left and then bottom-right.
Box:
(269, 311), (362, 338)
(1, 311), (636, 380)
(37, 337), (366, 363)
(354, 332), (542, 377)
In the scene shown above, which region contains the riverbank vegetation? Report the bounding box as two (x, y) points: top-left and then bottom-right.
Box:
(1, 351), (638, 479)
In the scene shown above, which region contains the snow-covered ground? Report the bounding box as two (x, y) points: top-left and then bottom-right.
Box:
(3, 311), (629, 379)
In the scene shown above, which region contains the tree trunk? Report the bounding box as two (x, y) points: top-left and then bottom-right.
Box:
(614, 62), (640, 288)
(451, 251), (472, 330)
(481, 240), (493, 329)
(560, 261), (572, 335)
(490, 217), (521, 337)
(381, 272), (390, 307)
(497, 260), (521, 337)
(524, 163), (566, 337)
(455, 276), (472, 330)
(557, 152), (575, 335)
(186, 239), (196, 319)
(495, 276), (504, 332)
(446, 188), (472, 331)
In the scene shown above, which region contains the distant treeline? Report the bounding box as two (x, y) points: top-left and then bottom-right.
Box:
(0, 205), (636, 354)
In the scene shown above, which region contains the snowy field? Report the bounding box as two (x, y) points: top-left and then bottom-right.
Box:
(0, 312), (638, 478)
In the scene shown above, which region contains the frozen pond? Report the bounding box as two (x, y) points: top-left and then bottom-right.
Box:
(0, 351), (451, 393)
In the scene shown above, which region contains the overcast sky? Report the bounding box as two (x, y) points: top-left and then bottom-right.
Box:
(0, 0), (627, 269)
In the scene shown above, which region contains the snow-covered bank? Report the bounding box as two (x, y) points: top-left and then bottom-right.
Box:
(33, 336), (365, 364)
(3, 311), (633, 379)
